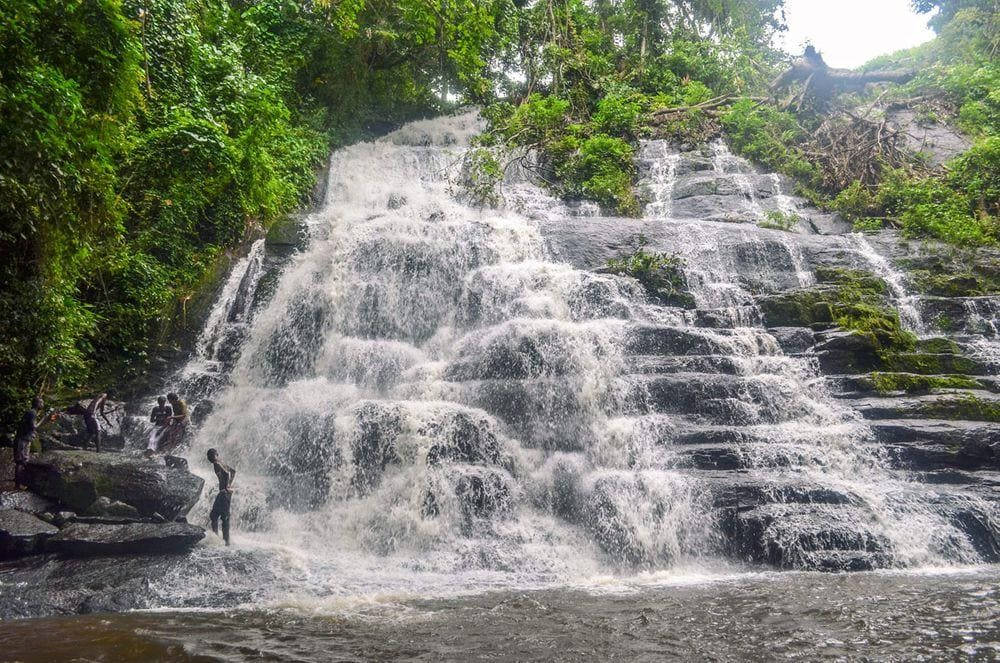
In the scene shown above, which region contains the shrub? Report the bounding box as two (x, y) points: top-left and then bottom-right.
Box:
(758, 210), (801, 231)
(561, 134), (638, 215)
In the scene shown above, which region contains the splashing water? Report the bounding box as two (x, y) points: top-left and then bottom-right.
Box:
(162, 114), (996, 607)
(849, 234), (926, 333)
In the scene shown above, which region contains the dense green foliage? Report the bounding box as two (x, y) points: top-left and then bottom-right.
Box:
(481, 0), (788, 214)
(605, 246), (694, 308)
(0, 0), (512, 428)
(3, 0), (998, 431)
(747, 2), (1000, 247)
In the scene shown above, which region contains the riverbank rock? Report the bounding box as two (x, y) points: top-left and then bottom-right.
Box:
(21, 451), (204, 520)
(0, 490), (54, 515)
(46, 522), (205, 556)
(0, 509), (59, 558)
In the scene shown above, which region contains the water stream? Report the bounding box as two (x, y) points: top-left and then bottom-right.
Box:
(136, 112), (996, 608)
(5, 110), (1000, 659)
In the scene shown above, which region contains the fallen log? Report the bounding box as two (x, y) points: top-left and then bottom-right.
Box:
(771, 46), (915, 109)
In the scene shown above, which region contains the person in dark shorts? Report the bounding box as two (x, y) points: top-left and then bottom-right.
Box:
(146, 396), (173, 457)
(81, 393), (108, 452)
(13, 397), (43, 488)
(207, 448), (236, 546)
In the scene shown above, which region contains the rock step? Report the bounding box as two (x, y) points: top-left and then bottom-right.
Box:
(691, 307), (761, 329)
(846, 390), (1000, 421)
(906, 469), (1000, 490)
(720, 502), (893, 571)
(624, 324), (776, 357)
(813, 331), (995, 375)
(689, 471), (860, 510)
(633, 374), (833, 425)
(624, 354), (803, 376)
(826, 373), (1000, 397)
(609, 418), (860, 447)
(46, 522), (205, 557)
(870, 418), (1000, 471)
(0, 509), (59, 559)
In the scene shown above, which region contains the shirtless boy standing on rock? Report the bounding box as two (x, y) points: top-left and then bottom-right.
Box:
(207, 448), (236, 546)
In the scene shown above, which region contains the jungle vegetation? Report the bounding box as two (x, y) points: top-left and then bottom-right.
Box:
(1, 0), (997, 429)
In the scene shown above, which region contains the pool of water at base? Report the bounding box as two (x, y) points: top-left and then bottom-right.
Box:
(2, 567), (999, 662)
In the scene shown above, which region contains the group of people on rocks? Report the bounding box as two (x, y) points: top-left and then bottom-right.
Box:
(145, 392), (189, 458)
(7, 390), (235, 546)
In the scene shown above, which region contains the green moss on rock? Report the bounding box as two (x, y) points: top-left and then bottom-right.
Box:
(866, 372), (980, 394)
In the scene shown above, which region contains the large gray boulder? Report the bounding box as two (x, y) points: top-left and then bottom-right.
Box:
(46, 522), (205, 556)
(0, 509), (59, 559)
(21, 451), (204, 520)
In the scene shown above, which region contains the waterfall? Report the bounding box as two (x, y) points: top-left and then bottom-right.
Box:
(849, 234), (926, 333)
(170, 114), (996, 602)
(712, 139), (761, 218)
(642, 141), (680, 219)
(195, 239), (267, 364)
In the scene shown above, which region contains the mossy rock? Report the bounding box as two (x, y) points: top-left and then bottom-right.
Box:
(758, 290), (835, 327)
(881, 352), (987, 376)
(863, 372), (981, 394)
(915, 337), (963, 355)
(814, 267), (888, 294)
(911, 393), (1000, 422)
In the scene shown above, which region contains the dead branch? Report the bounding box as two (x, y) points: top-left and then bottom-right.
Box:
(771, 46), (915, 110)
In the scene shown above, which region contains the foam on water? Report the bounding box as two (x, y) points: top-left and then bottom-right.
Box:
(167, 113), (996, 607)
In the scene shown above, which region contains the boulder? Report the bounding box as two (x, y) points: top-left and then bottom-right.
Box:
(86, 496), (142, 519)
(46, 522), (205, 556)
(0, 491), (54, 515)
(21, 451), (204, 520)
(0, 509), (59, 558)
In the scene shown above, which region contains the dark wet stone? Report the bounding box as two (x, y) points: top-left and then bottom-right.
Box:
(869, 419), (999, 471)
(721, 503), (892, 571)
(0, 491), (54, 514)
(0, 509), (59, 559)
(21, 451), (204, 520)
(47, 522), (205, 557)
(423, 412), (505, 468)
(813, 331), (881, 374)
(348, 402), (403, 494)
(768, 327), (816, 354)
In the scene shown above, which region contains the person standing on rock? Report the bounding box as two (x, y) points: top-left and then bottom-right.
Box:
(207, 448), (236, 546)
(81, 393), (108, 453)
(162, 392), (189, 454)
(145, 395), (173, 457)
(12, 396), (43, 489)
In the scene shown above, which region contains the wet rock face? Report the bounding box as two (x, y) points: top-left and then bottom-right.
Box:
(0, 509), (59, 558)
(0, 491), (54, 515)
(21, 451), (204, 520)
(46, 522), (205, 556)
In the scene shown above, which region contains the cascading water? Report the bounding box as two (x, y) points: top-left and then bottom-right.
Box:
(179, 237), (268, 402)
(849, 234), (927, 333)
(170, 113), (997, 605)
